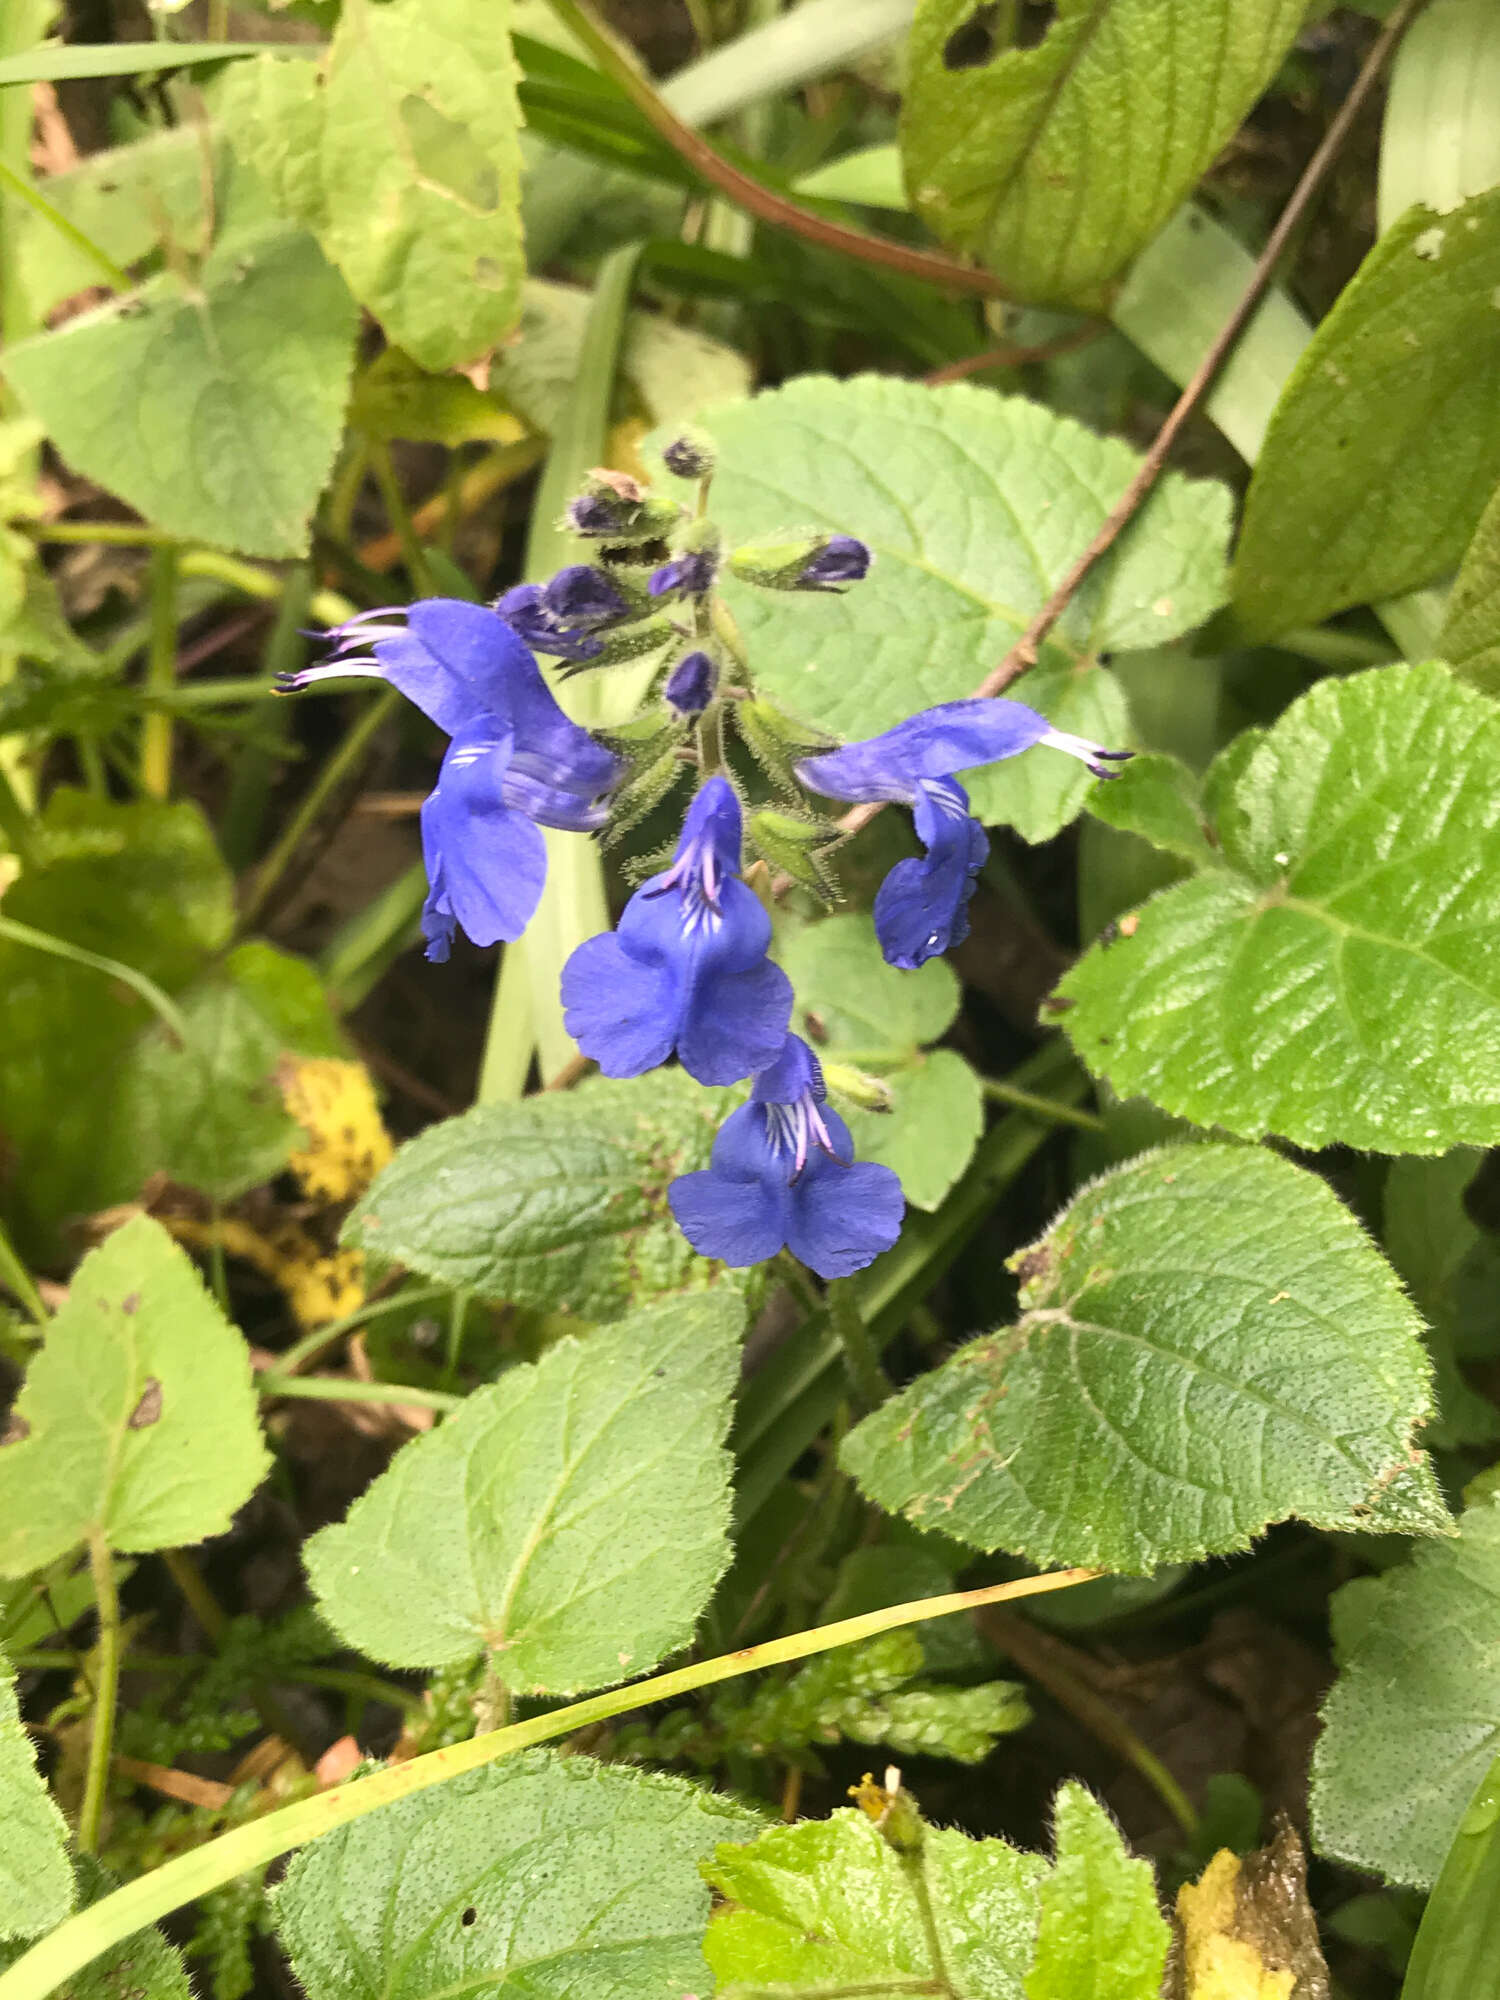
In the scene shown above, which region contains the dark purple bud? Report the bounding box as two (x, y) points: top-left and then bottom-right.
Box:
(567, 492), (628, 536)
(800, 535), (871, 591)
(543, 563), (631, 630)
(664, 650), (717, 717)
(662, 429), (716, 481)
(494, 582), (603, 664)
(649, 548), (719, 600)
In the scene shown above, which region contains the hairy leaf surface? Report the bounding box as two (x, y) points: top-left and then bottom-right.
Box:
(1026, 1784), (1169, 2000)
(344, 1070), (748, 1317)
(306, 1292), (741, 1687)
(1312, 1495), (1500, 1888)
(221, 0), (524, 371)
(0, 1648), (73, 1941)
(704, 1808), (1045, 1999)
(780, 913), (981, 1209)
(276, 1752), (758, 2000)
(1061, 663), (1500, 1151)
(1233, 190), (1500, 634)
(672, 377), (1227, 833)
(0, 1216), (269, 1576)
(900, 0), (1306, 307)
(841, 1145), (1445, 1573)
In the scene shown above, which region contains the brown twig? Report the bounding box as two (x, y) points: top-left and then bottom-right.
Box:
(792, 0), (1430, 871)
(545, 0), (1013, 301)
(921, 324), (1106, 386)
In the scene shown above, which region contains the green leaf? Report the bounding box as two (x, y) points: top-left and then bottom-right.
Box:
(108, 941), (345, 1206)
(275, 1751), (759, 2000)
(703, 1808), (1046, 1999)
(682, 377), (1227, 833)
(344, 1069), (753, 1318)
(304, 1291), (741, 1688)
(1378, 0), (1500, 231)
(0, 42), (304, 87)
(0, 1855), (193, 1995)
(841, 1143), (1446, 1574)
(1311, 1495), (1500, 1888)
(1084, 751), (1217, 867)
(1025, 1783), (1169, 2000)
(1057, 663), (1500, 1152)
(1232, 189), (1500, 636)
(2, 156), (357, 557)
(1440, 477), (1500, 696)
(1383, 1152), (1500, 1450)
(1398, 1753), (1500, 2000)
(900, 0), (1307, 308)
(220, 0), (524, 373)
(0, 1214), (270, 1577)
(0, 1646), (73, 1942)
(0, 792), (233, 1258)
(780, 913), (981, 1210)
(794, 142), (908, 209)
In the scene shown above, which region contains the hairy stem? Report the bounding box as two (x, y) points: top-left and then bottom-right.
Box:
(140, 546), (178, 800)
(977, 1074), (1104, 1132)
(828, 1276), (892, 1410)
(77, 1533), (122, 1855)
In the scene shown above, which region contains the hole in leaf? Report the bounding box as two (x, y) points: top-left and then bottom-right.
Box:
(460, 1908), (478, 1928)
(942, 3), (1000, 69)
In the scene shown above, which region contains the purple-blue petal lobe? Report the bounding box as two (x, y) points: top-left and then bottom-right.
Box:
(798, 697), (1056, 803)
(419, 719), (548, 953)
(873, 779), (988, 970)
(559, 932), (678, 1077)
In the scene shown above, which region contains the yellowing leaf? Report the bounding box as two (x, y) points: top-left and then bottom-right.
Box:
(279, 1057), (394, 1203)
(1175, 1827), (1330, 2000)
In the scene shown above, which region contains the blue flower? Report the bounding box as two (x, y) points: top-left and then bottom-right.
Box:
(494, 564), (632, 663)
(799, 534), (871, 591)
(282, 599), (622, 960)
(668, 1035), (905, 1278)
(650, 548), (719, 600)
(797, 698), (1131, 968)
(663, 649), (718, 717)
(560, 775), (792, 1086)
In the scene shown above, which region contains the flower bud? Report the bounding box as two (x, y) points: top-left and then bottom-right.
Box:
(650, 522), (723, 602)
(664, 649), (718, 717)
(729, 531), (872, 593)
(822, 1062), (893, 1113)
(848, 1768), (926, 1856)
(542, 563), (631, 629)
(661, 428), (717, 481)
(563, 470), (685, 544)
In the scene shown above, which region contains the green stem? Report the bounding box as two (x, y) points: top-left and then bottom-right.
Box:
(140, 546), (178, 800)
(827, 1276), (891, 1410)
(0, 762), (41, 872)
(238, 687), (401, 934)
(977, 1074), (1104, 1133)
(0, 155), (131, 292)
(0, 1567), (1094, 2000)
(319, 860), (429, 1014)
(367, 438), (433, 596)
(0, 915), (188, 1043)
(0, 1215), (46, 1323)
(78, 1533), (122, 1855)
(31, 521), (175, 548)
(900, 1851), (955, 2000)
(272, 1283), (452, 1378)
(161, 1548), (228, 1646)
(254, 1373), (463, 1416)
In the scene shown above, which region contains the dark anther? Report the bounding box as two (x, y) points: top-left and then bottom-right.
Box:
(942, 3), (1000, 69)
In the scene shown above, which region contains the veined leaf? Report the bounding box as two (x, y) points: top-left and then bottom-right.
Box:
(780, 913), (981, 1210)
(841, 1144), (1446, 1574)
(305, 1291), (741, 1688)
(703, 1808), (1046, 1999)
(275, 1752), (760, 2000)
(1062, 663), (1500, 1152)
(1025, 1785), (1168, 2000)
(900, 0), (1306, 308)
(1232, 189), (1500, 636)
(344, 1070), (753, 1318)
(220, 0), (524, 372)
(675, 376), (1228, 834)
(0, 1647), (73, 1942)
(1311, 1495), (1500, 1888)
(0, 1215), (270, 1576)
(1379, 0), (1500, 231)
(1441, 477), (1500, 696)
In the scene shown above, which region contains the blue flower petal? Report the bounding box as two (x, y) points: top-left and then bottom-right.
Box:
(668, 1105), (789, 1267)
(785, 1145), (906, 1280)
(419, 718), (548, 950)
(872, 780), (988, 969)
(559, 931), (679, 1078)
(798, 697), (1055, 803)
(679, 954), (793, 1086)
